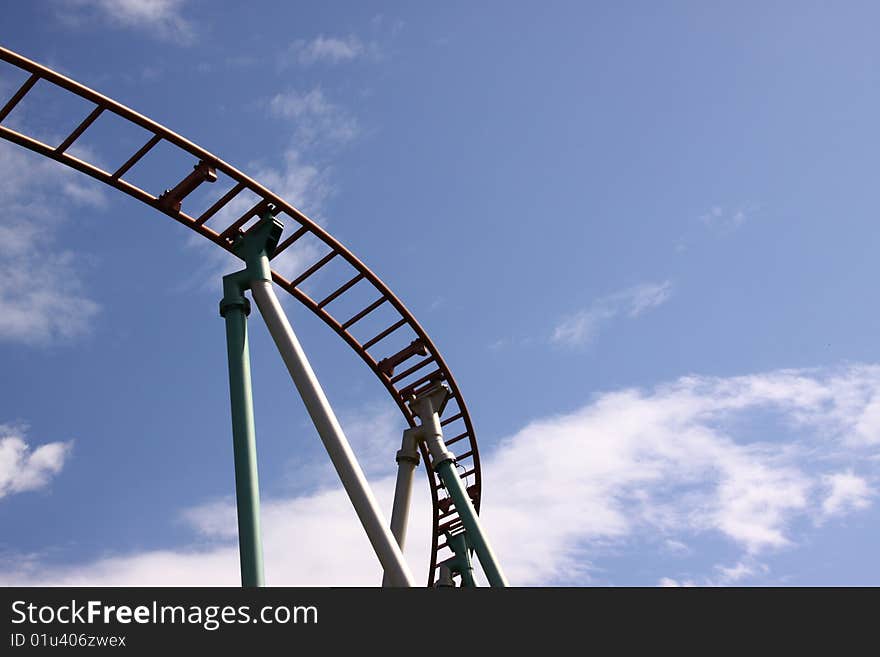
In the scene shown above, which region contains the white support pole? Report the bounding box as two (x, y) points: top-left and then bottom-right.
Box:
(250, 279), (415, 587)
(382, 428), (420, 587)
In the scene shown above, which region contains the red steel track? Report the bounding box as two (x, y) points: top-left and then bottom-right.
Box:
(0, 45), (480, 586)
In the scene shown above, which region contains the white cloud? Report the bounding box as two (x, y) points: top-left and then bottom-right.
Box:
(714, 460), (809, 552)
(0, 425), (72, 499)
(676, 203), (759, 252)
(660, 560), (767, 587)
(550, 306), (615, 347)
(337, 403), (403, 476)
(627, 281), (673, 317)
(820, 471), (873, 518)
(4, 476), (428, 587)
(659, 576), (691, 587)
(714, 560), (765, 584)
(852, 395), (880, 445)
(274, 402), (405, 492)
(0, 142), (102, 344)
(60, 180), (108, 208)
(663, 539), (690, 554)
(255, 149), (332, 216)
(284, 35), (369, 66)
(3, 363), (880, 586)
(699, 205), (757, 232)
(268, 89), (359, 147)
(57, 0), (194, 43)
(551, 280), (672, 347)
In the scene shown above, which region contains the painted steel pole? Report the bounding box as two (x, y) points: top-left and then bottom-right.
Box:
(446, 531), (476, 587)
(382, 428), (420, 587)
(433, 459), (506, 586)
(412, 387), (509, 587)
(220, 272), (265, 587)
(250, 278), (415, 587)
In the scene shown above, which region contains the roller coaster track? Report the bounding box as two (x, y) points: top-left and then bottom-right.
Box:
(0, 45), (480, 586)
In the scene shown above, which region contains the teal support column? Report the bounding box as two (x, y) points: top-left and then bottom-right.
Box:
(444, 531), (476, 587)
(220, 271), (265, 588)
(218, 207), (283, 587)
(411, 384), (509, 587)
(434, 459), (507, 587)
(221, 208), (416, 586)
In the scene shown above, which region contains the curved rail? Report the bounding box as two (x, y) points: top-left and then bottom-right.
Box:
(0, 45), (480, 586)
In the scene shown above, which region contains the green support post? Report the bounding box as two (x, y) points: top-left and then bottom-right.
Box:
(444, 531), (476, 587)
(218, 208), (284, 588)
(220, 272), (264, 587)
(411, 384), (509, 587)
(435, 459), (508, 587)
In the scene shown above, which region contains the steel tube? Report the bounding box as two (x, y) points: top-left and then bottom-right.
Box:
(389, 458), (417, 548)
(382, 430), (420, 587)
(250, 279), (415, 587)
(221, 294), (265, 587)
(434, 460), (507, 587)
(418, 398), (508, 587)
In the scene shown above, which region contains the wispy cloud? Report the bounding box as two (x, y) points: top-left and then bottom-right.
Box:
(0, 425), (72, 499)
(481, 364), (880, 583)
(699, 204), (759, 232)
(181, 148), (332, 293)
(551, 281), (672, 347)
(184, 88), (357, 291)
(268, 89), (359, 147)
(338, 403), (403, 476)
(676, 203), (759, 253)
(275, 402), (405, 492)
(820, 471), (874, 519)
(2, 363), (879, 585)
(660, 559), (769, 587)
(0, 143), (102, 344)
(282, 35), (373, 66)
(56, 0), (195, 43)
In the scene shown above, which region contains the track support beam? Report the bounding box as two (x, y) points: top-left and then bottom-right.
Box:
(441, 531), (476, 587)
(220, 269), (265, 588)
(382, 427), (421, 587)
(410, 384), (509, 587)
(238, 211), (415, 588)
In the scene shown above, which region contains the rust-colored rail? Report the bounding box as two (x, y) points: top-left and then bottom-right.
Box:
(0, 45), (480, 586)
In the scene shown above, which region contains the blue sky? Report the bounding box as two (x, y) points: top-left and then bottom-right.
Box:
(0, 1), (879, 586)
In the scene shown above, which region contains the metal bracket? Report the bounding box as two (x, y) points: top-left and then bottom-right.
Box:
(158, 160), (217, 212)
(377, 339), (428, 377)
(219, 270), (252, 317)
(434, 564), (456, 588)
(438, 531), (476, 587)
(407, 382), (451, 421)
(232, 207), (284, 272)
(408, 384), (454, 467)
(219, 208), (283, 317)
(396, 427), (421, 466)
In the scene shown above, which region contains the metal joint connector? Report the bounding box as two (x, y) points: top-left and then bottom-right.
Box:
(408, 384), (454, 467)
(396, 427), (421, 465)
(433, 564), (456, 588)
(426, 436), (454, 469)
(220, 269), (253, 317)
(219, 296), (251, 317)
(443, 531), (475, 587)
(234, 208), (284, 283)
(395, 448), (420, 465)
